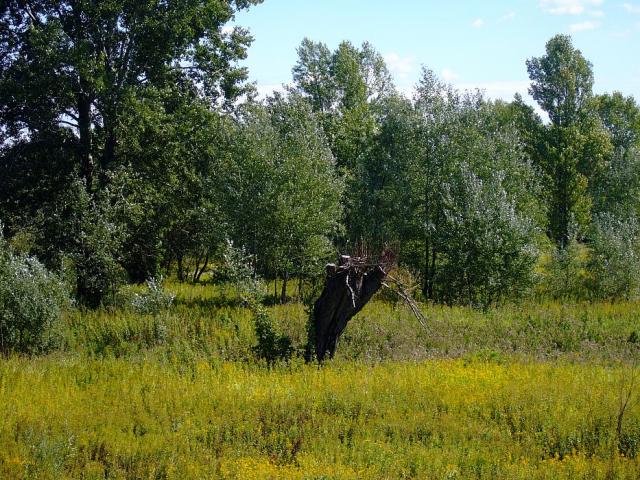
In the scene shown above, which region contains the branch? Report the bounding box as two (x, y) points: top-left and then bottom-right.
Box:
(58, 119), (79, 129)
(24, 2), (43, 27)
(382, 275), (430, 333)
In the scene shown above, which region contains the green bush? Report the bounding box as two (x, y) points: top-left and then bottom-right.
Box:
(587, 214), (640, 301)
(253, 306), (293, 363)
(539, 234), (590, 301)
(0, 238), (68, 354)
(129, 277), (175, 315)
(435, 166), (539, 308)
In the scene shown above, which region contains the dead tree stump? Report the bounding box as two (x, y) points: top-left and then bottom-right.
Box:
(308, 253), (392, 361)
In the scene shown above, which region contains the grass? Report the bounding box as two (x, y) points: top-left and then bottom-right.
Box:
(65, 282), (640, 363)
(2, 281), (640, 478)
(2, 357), (640, 479)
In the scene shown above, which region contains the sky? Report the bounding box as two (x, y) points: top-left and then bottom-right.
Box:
(232, 0), (640, 109)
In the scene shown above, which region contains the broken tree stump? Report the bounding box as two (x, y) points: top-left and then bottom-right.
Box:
(308, 252), (394, 361)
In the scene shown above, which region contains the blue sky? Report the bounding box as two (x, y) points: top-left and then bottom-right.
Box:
(233, 0), (640, 108)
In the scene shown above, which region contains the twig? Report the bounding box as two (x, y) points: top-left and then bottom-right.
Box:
(382, 275), (430, 333)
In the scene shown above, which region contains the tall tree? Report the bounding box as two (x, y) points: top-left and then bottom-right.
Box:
(526, 34), (612, 245)
(411, 69), (542, 302)
(224, 95), (344, 301)
(526, 35), (593, 128)
(291, 39), (394, 248)
(0, 0), (259, 190)
(593, 92), (640, 153)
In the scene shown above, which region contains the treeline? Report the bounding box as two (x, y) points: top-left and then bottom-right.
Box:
(1, 1), (640, 309)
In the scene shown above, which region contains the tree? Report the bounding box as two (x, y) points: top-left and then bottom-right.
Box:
(411, 70), (542, 304)
(435, 165), (539, 308)
(349, 93), (421, 252)
(591, 148), (640, 220)
(526, 34), (593, 128)
(587, 213), (640, 301)
(0, 0), (259, 190)
(291, 40), (394, 242)
(292, 38), (336, 114)
(526, 34), (612, 245)
(115, 93), (233, 282)
(492, 94), (546, 171)
(593, 92), (640, 153)
(224, 95), (344, 301)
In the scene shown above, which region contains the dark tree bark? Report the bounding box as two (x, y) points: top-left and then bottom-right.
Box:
(308, 255), (389, 361)
(78, 91), (94, 190)
(280, 270), (288, 304)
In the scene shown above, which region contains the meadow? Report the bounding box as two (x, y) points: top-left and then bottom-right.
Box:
(2, 283), (640, 479)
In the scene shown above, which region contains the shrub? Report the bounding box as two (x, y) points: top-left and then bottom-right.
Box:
(253, 306), (293, 363)
(0, 237), (68, 354)
(129, 277), (175, 315)
(32, 176), (126, 308)
(587, 214), (640, 301)
(435, 166), (539, 309)
(540, 236), (590, 301)
(221, 239), (262, 303)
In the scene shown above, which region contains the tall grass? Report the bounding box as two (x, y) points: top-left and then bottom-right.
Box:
(3, 282), (640, 478)
(62, 282), (640, 363)
(1, 357), (640, 479)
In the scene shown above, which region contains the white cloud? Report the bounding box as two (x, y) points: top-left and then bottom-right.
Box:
(569, 20), (600, 31)
(384, 53), (415, 80)
(623, 3), (640, 13)
(589, 10), (605, 16)
(540, 0), (603, 15)
(221, 25), (234, 35)
(441, 68), (459, 82)
(471, 18), (484, 28)
(500, 11), (517, 21)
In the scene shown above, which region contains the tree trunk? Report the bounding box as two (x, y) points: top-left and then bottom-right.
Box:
(308, 255), (389, 361)
(195, 252), (209, 282)
(177, 255), (185, 282)
(274, 276), (278, 302)
(78, 91), (94, 190)
(280, 271), (288, 304)
(103, 124), (116, 169)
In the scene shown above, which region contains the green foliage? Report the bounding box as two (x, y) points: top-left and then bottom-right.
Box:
(252, 306), (294, 363)
(409, 73), (543, 305)
(435, 166), (539, 308)
(129, 277), (176, 315)
(526, 34), (594, 127)
(527, 35), (613, 245)
(0, 0), (259, 187)
(0, 236), (68, 354)
(587, 214), (640, 301)
(33, 176), (127, 307)
(540, 235), (590, 301)
(225, 95), (343, 293)
(592, 148), (640, 221)
(593, 92), (640, 152)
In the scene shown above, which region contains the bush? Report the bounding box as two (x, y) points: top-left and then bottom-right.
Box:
(587, 214), (640, 301)
(0, 238), (68, 354)
(253, 306), (293, 363)
(435, 166), (539, 309)
(540, 236), (590, 301)
(129, 277), (175, 315)
(32, 176), (126, 308)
